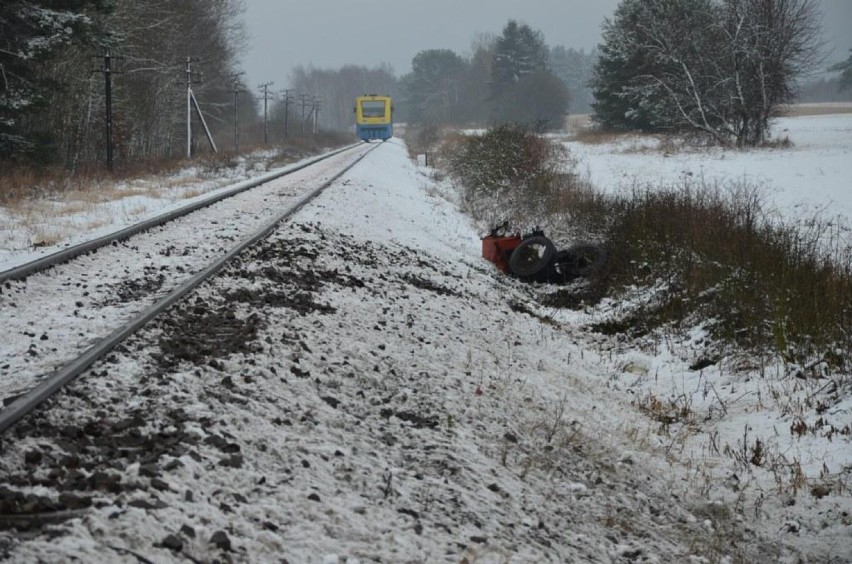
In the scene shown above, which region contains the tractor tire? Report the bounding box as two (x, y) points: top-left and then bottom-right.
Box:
(509, 235), (556, 278)
(561, 244), (607, 277)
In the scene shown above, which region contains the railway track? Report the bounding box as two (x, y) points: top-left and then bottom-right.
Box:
(0, 142), (376, 434)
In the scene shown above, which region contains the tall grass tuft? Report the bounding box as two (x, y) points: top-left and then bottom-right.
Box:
(599, 181), (852, 363)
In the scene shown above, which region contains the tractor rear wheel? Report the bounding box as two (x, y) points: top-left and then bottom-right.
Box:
(509, 236), (556, 278)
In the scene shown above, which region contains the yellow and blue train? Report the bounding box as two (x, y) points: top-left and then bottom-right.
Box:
(355, 95), (393, 141)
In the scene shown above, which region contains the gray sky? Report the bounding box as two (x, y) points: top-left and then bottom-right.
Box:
(241, 0), (852, 91)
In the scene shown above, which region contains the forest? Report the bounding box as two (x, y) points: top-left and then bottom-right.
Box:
(2, 0), (850, 174)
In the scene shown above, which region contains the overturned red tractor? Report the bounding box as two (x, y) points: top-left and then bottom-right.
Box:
(481, 224), (606, 283)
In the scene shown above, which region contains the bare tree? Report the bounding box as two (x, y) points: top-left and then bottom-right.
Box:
(720, 0), (823, 145)
(592, 0), (823, 146)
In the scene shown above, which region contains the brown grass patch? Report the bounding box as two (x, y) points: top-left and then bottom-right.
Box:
(780, 103), (852, 117)
(569, 127), (631, 145)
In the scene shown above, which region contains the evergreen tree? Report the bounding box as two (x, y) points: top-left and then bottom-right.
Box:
(829, 49), (852, 92)
(491, 20), (549, 97)
(401, 49), (466, 124)
(0, 0), (109, 160)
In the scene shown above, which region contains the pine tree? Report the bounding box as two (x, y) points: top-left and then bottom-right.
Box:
(0, 0), (108, 160)
(401, 49), (466, 123)
(491, 20), (549, 97)
(829, 49), (852, 92)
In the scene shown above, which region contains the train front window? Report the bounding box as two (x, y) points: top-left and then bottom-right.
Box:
(361, 100), (386, 117)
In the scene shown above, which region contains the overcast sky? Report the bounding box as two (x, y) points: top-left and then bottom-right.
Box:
(241, 0), (852, 91)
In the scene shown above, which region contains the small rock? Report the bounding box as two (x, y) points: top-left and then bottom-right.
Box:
(24, 450), (42, 465)
(210, 530), (231, 551)
(218, 454), (243, 468)
(139, 463), (160, 478)
(151, 478), (170, 491)
(308, 493), (321, 502)
(58, 493), (92, 510)
(128, 498), (167, 510)
(89, 472), (122, 493)
(321, 396), (340, 408)
(180, 524), (196, 538)
(161, 534), (183, 552)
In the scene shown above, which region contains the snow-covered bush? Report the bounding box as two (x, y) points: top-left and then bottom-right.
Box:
(444, 126), (563, 195)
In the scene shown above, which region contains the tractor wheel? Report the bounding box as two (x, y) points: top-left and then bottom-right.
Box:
(561, 244), (607, 277)
(509, 235), (556, 278)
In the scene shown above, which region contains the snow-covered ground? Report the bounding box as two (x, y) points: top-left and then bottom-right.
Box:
(0, 121), (850, 562)
(0, 148), (344, 272)
(563, 114), (852, 226)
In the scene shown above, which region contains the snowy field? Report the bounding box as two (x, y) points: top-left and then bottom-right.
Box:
(563, 113), (852, 226)
(0, 118), (850, 561)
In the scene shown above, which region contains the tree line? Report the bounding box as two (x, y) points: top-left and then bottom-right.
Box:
(287, 21), (597, 134)
(299, 0), (828, 147)
(398, 21), (595, 131)
(1, 0), (252, 169)
(1, 0), (839, 171)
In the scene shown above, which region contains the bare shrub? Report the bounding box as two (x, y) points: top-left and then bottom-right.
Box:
(442, 126), (599, 228)
(589, 179), (852, 364)
(441, 125), (852, 368)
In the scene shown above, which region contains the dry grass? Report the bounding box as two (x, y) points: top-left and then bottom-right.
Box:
(442, 127), (852, 368)
(569, 126), (631, 145)
(0, 134), (354, 254)
(0, 131), (353, 206)
(780, 102), (852, 117)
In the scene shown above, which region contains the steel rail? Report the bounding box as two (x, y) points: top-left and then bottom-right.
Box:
(0, 144), (377, 434)
(0, 143), (362, 284)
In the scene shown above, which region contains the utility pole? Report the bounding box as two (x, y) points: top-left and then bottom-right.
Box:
(184, 57), (217, 157)
(230, 72), (245, 152)
(104, 50), (114, 172)
(311, 96), (321, 134)
(282, 89), (295, 141)
(258, 81), (274, 145)
(186, 57), (196, 158)
(92, 49), (120, 172)
(300, 93), (308, 134)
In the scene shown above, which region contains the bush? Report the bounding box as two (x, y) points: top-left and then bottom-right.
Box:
(442, 126), (604, 234)
(589, 180), (852, 363)
(444, 131), (852, 365)
(445, 126), (564, 195)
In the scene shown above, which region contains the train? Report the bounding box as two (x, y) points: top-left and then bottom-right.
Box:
(354, 95), (393, 141)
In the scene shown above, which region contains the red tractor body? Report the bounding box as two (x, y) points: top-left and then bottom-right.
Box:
(481, 234), (522, 273)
